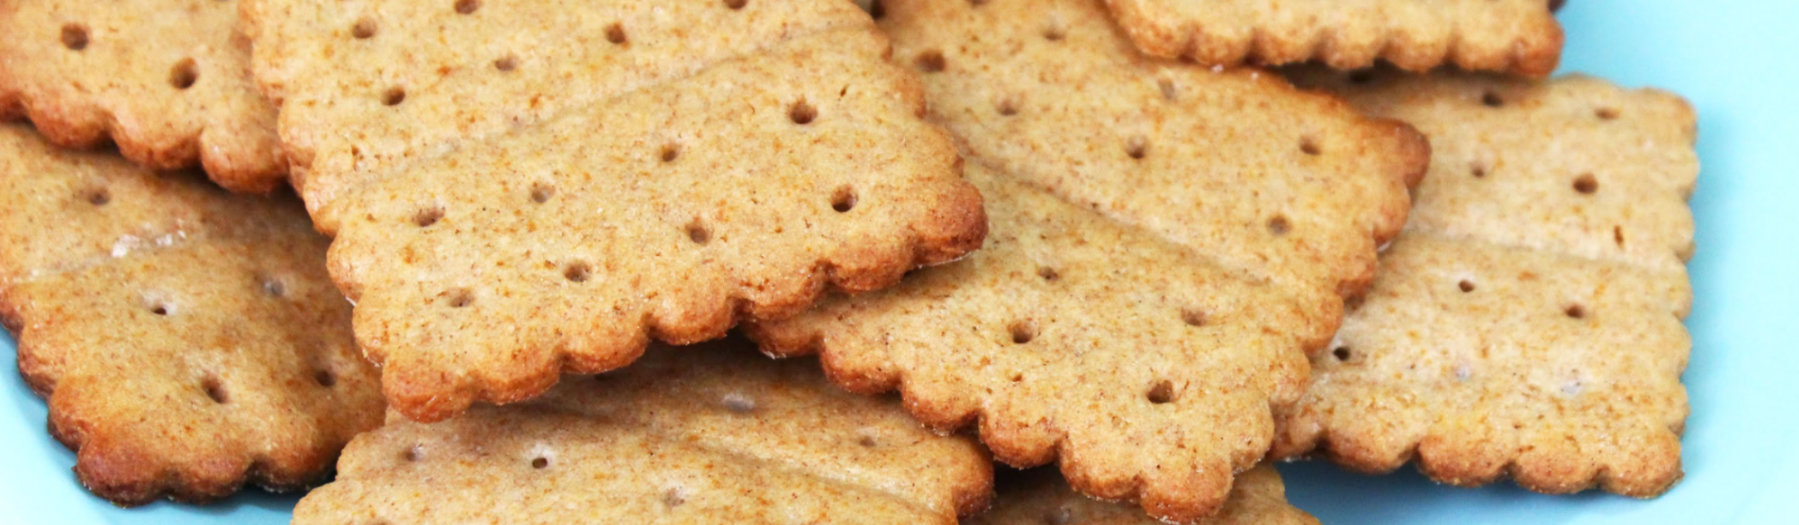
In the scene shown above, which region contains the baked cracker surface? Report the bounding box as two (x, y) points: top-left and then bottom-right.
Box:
(241, 0), (987, 422)
(0, 0), (286, 193)
(1274, 68), (1696, 497)
(293, 338), (993, 524)
(1104, 0), (1565, 76)
(0, 123), (382, 505)
(971, 465), (1317, 525)
(749, 0), (1427, 521)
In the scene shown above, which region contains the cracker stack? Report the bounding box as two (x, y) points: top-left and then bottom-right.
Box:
(752, 0), (1423, 520)
(0, 0), (1699, 523)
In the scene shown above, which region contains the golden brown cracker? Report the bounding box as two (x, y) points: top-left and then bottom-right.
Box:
(972, 465), (1317, 525)
(0, 123), (382, 505)
(0, 0), (286, 193)
(1274, 68), (1696, 497)
(752, 167), (1319, 522)
(242, 0), (987, 422)
(293, 339), (993, 524)
(879, 0), (1424, 301)
(1104, 0), (1565, 76)
(751, 0), (1424, 521)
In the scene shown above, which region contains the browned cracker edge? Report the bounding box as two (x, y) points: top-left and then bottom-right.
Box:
(1102, 0), (1564, 77)
(369, 162), (988, 423)
(0, 91), (286, 195)
(1, 306), (339, 506)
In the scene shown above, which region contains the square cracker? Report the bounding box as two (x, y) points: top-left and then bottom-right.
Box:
(751, 1), (1426, 520)
(1274, 68), (1696, 497)
(876, 0), (1425, 303)
(0, 123), (383, 505)
(752, 168), (1321, 522)
(971, 465), (1316, 525)
(292, 339), (993, 524)
(242, 0), (988, 422)
(1104, 0), (1565, 76)
(0, 0), (286, 193)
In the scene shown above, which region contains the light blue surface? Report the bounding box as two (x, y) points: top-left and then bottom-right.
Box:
(2, 0), (1795, 523)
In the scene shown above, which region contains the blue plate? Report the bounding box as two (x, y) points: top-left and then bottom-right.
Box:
(4, 0), (1796, 522)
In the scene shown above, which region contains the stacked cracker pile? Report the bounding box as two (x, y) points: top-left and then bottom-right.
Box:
(0, 0), (1695, 523)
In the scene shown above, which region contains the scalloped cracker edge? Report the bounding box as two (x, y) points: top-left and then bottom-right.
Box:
(1104, 0), (1565, 76)
(0, 0), (286, 193)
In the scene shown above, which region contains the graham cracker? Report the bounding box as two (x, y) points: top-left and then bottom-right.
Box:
(293, 339), (993, 524)
(241, 0), (987, 421)
(0, 123), (382, 505)
(1274, 67), (1697, 497)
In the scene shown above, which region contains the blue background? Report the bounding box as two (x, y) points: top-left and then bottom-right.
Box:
(2, 0), (1795, 523)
